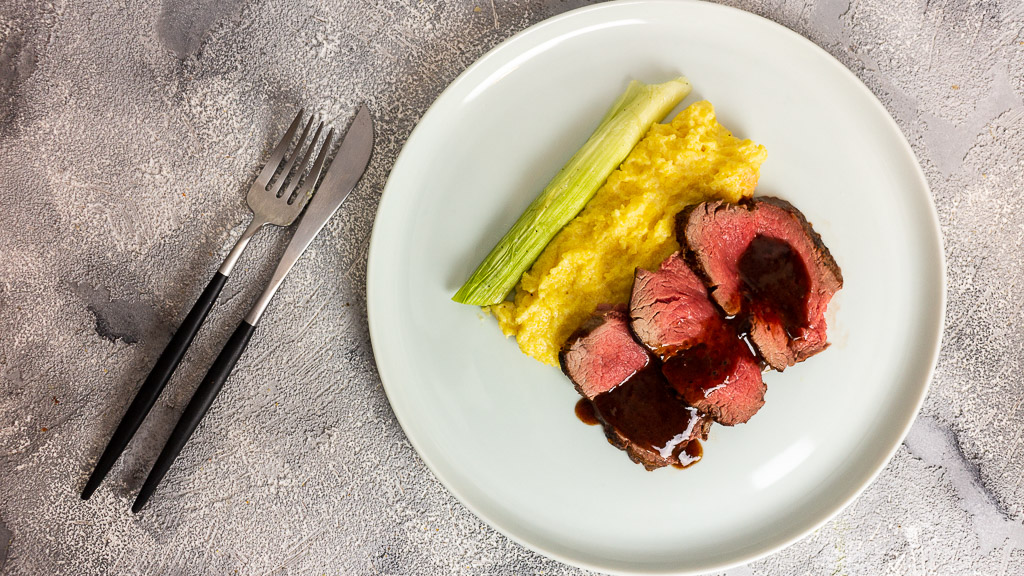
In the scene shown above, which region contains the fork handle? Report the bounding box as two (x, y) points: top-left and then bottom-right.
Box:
(81, 271), (229, 500)
(132, 319), (257, 512)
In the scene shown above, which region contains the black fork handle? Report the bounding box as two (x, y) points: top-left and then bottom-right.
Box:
(132, 319), (257, 513)
(81, 272), (229, 500)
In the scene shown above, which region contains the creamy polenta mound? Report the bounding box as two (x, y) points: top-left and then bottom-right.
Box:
(490, 101), (767, 366)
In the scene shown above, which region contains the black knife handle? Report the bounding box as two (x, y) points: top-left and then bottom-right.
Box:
(81, 272), (229, 500)
(132, 319), (257, 512)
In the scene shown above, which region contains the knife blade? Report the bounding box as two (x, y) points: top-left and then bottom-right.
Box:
(245, 103), (374, 325)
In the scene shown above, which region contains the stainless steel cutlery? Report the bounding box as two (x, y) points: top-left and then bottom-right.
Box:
(82, 106), (373, 511)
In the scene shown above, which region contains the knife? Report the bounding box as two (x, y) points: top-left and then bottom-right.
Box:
(132, 105), (374, 512)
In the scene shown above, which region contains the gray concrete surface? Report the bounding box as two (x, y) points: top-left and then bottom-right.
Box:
(1, 0), (1022, 574)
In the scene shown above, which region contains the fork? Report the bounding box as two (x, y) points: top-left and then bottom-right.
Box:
(81, 110), (334, 500)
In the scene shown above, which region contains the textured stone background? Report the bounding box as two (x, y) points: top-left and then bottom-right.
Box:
(1, 0), (1023, 574)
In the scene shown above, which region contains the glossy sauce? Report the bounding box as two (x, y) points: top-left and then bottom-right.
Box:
(590, 364), (704, 464)
(574, 398), (600, 426)
(660, 315), (759, 404)
(672, 440), (702, 469)
(737, 235), (810, 336)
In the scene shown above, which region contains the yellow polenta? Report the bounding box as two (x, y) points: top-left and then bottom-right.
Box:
(490, 101), (767, 366)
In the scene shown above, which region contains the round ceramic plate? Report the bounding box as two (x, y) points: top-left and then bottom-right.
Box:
(366, 1), (945, 574)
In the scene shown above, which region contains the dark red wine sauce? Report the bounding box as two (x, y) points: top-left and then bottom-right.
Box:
(590, 365), (704, 464)
(737, 235), (810, 336)
(574, 398), (600, 426)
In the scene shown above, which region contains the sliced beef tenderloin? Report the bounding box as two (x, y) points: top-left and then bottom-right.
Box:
(560, 308), (710, 470)
(592, 368), (712, 470)
(661, 335), (766, 426)
(629, 251), (767, 425)
(560, 308), (649, 400)
(681, 197), (843, 370)
(629, 252), (718, 356)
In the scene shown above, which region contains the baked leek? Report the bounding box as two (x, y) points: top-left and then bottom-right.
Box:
(453, 77), (692, 305)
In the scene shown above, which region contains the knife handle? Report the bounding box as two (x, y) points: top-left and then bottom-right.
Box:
(132, 319), (257, 512)
(81, 271), (228, 500)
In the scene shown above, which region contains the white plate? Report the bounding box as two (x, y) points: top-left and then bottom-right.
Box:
(366, 1), (945, 573)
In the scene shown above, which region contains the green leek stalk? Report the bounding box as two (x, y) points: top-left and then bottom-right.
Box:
(452, 77), (692, 305)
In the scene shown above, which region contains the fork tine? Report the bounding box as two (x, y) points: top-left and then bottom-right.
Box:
(254, 109), (304, 188)
(281, 122), (324, 203)
(290, 128), (334, 207)
(270, 115), (315, 197)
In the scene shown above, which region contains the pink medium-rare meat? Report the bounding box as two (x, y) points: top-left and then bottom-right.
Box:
(629, 250), (766, 425)
(560, 308), (710, 469)
(629, 252), (718, 356)
(681, 197), (843, 370)
(559, 309), (649, 400)
(661, 337), (766, 426)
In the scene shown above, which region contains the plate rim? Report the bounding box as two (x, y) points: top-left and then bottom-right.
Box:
(366, 0), (947, 573)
